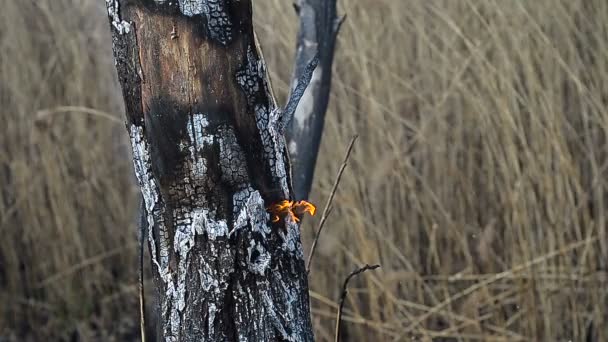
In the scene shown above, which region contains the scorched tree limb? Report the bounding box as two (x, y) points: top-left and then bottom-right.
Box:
(287, 0), (344, 200)
(106, 1), (318, 341)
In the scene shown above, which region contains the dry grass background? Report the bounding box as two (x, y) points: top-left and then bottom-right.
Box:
(1, 0), (607, 341)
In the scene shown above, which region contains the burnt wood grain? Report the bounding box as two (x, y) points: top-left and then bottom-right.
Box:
(106, 1), (315, 340)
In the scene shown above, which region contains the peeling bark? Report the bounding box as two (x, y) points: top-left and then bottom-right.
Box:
(107, 1), (314, 340)
(287, 0), (342, 200)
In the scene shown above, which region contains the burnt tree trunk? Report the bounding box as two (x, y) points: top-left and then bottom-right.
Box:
(287, 0), (342, 200)
(106, 1), (316, 340)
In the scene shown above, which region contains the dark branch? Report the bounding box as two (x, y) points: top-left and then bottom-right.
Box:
(287, 0), (343, 200)
(335, 264), (381, 342)
(281, 54), (319, 132)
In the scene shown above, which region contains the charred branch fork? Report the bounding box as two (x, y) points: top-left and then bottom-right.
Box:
(288, 0), (343, 200)
(106, 0), (339, 341)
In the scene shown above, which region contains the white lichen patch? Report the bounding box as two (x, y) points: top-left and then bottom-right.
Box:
(106, 0), (131, 35)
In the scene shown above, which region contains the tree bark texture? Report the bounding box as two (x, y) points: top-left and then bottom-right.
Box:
(106, 1), (315, 340)
(287, 0), (342, 200)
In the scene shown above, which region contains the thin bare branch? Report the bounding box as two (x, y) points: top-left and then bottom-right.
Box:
(335, 264), (381, 342)
(306, 134), (358, 273)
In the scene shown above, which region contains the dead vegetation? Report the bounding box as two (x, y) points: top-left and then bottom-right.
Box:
(1, 0), (607, 340)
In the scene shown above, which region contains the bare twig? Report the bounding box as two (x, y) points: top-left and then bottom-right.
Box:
(306, 135), (358, 273)
(335, 264), (381, 342)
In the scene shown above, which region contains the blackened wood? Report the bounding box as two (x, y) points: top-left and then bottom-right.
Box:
(287, 0), (342, 200)
(106, 1), (314, 340)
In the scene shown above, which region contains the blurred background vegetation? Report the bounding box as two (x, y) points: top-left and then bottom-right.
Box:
(1, 0), (607, 341)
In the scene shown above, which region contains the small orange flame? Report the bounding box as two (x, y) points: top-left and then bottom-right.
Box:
(268, 200), (317, 223)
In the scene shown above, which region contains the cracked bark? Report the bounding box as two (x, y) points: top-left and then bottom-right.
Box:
(287, 0), (342, 200)
(106, 1), (314, 340)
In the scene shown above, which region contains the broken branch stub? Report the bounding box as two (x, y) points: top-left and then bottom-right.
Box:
(107, 1), (315, 340)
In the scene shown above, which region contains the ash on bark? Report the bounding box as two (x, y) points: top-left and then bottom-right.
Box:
(107, 1), (316, 340)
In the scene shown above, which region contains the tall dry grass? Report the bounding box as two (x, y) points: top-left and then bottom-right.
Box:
(0, 1), (138, 340)
(1, 0), (607, 341)
(257, 1), (608, 340)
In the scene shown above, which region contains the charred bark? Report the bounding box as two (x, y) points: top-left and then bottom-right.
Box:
(106, 1), (315, 340)
(287, 0), (342, 200)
